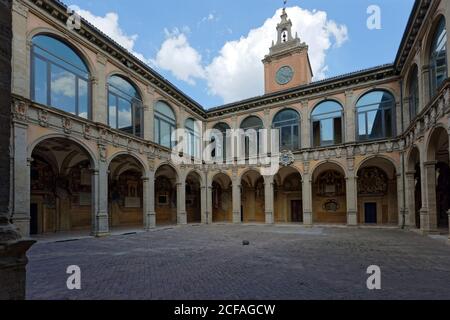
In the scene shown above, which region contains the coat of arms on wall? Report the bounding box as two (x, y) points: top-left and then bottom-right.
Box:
(357, 167), (388, 195)
(280, 150), (294, 167)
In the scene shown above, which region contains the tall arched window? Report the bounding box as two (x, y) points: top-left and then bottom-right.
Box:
(273, 109), (300, 150)
(31, 35), (90, 118)
(357, 91), (395, 141)
(430, 17), (448, 95)
(185, 118), (201, 158)
(241, 116), (263, 158)
(311, 101), (343, 147)
(212, 122), (231, 162)
(408, 65), (420, 120)
(108, 75), (143, 137)
(154, 101), (176, 149)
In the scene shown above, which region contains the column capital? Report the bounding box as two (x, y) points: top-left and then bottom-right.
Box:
(423, 160), (438, 167)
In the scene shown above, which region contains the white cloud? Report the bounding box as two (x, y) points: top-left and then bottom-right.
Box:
(152, 33), (205, 85)
(69, 5), (148, 63)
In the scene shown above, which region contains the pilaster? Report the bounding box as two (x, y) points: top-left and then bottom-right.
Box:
(264, 176), (274, 224)
(176, 182), (187, 225)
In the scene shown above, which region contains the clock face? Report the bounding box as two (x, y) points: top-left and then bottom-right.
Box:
(276, 66), (294, 85)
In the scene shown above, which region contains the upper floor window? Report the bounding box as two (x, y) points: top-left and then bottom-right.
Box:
(212, 122), (231, 162)
(311, 101), (343, 147)
(430, 17), (448, 95)
(408, 65), (420, 120)
(273, 109), (300, 151)
(241, 116), (263, 158)
(108, 75), (143, 137)
(357, 90), (395, 141)
(154, 101), (176, 149)
(185, 118), (201, 158)
(31, 35), (90, 118)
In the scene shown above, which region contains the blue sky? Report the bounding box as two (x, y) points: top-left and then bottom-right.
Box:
(68, 0), (415, 108)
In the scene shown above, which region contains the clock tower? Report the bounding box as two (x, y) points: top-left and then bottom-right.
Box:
(262, 8), (313, 94)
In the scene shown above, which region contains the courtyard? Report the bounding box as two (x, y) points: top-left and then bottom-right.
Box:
(26, 225), (450, 300)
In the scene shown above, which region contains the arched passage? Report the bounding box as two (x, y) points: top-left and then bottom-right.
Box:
(30, 138), (94, 235)
(241, 170), (265, 223)
(186, 171), (202, 223)
(274, 167), (303, 223)
(426, 127), (449, 232)
(312, 162), (347, 224)
(155, 165), (178, 226)
(357, 157), (398, 225)
(212, 173), (233, 222)
(108, 154), (145, 230)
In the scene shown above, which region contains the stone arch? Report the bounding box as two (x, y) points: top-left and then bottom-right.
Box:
(356, 156), (399, 225)
(106, 71), (145, 102)
(271, 107), (302, 125)
(426, 125), (449, 162)
(240, 169), (265, 223)
(355, 155), (399, 177)
(28, 134), (98, 170)
(354, 87), (398, 109)
(274, 166), (303, 224)
(211, 172), (233, 223)
(311, 161), (348, 224)
(239, 114), (264, 129)
(106, 151), (149, 177)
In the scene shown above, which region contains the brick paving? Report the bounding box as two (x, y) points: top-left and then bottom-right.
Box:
(26, 225), (450, 300)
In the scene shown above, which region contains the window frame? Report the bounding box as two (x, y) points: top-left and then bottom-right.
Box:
(30, 35), (91, 119)
(154, 101), (177, 149)
(311, 100), (344, 147)
(356, 90), (396, 142)
(429, 17), (448, 97)
(107, 75), (144, 138)
(272, 109), (301, 151)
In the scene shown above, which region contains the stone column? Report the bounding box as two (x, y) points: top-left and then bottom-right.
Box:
(11, 1), (29, 98)
(232, 177), (241, 223)
(92, 157), (109, 236)
(92, 54), (107, 124)
(421, 65), (431, 105)
(11, 121), (31, 237)
(405, 171), (417, 228)
(346, 174), (358, 226)
(302, 172), (313, 226)
(345, 90), (355, 143)
(143, 86), (155, 141)
(422, 161), (438, 233)
(300, 101), (310, 149)
(1, 0), (35, 300)
(264, 176), (274, 224)
(396, 172), (406, 227)
(176, 181), (187, 225)
(201, 182), (212, 224)
(143, 171), (156, 230)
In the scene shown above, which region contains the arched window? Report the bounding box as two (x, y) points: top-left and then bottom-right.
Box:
(212, 122), (231, 162)
(154, 101), (176, 149)
(185, 118), (201, 158)
(408, 65), (420, 120)
(311, 101), (343, 147)
(31, 35), (90, 118)
(241, 116), (263, 159)
(357, 91), (395, 141)
(107, 75), (143, 137)
(273, 109), (300, 150)
(430, 17), (448, 95)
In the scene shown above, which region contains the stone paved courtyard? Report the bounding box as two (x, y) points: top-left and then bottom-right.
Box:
(26, 225), (450, 300)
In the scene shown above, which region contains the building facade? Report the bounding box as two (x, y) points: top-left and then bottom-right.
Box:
(9, 0), (450, 240)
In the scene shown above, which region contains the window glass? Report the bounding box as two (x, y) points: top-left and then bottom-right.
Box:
(311, 101), (343, 147)
(430, 17), (448, 95)
(31, 35), (90, 118)
(154, 101), (176, 148)
(273, 109), (300, 150)
(357, 91), (395, 141)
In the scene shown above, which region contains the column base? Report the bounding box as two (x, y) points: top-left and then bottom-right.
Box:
(177, 212), (187, 225)
(232, 212), (241, 224)
(265, 212), (274, 225)
(303, 211), (313, 226)
(347, 211), (358, 226)
(0, 239), (35, 300)
(11, 216), (29, 238)
(94, 212), (109, 237)
(145, 213), (156, 230)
